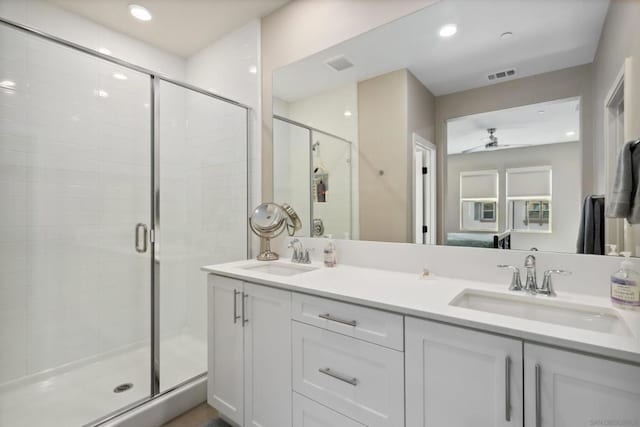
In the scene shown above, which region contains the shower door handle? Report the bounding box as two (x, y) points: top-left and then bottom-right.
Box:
(135, 223), (148, 253)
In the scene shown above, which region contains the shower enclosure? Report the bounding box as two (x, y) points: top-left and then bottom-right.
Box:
(273, 115), (353, 239)
(0, 19), (248, 427)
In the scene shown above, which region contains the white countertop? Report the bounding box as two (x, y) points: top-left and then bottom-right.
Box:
(202, 259), (640, 364)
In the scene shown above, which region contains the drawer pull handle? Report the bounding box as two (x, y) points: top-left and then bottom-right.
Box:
(318, 367), (358, 386)
(318, 313), (357, 327)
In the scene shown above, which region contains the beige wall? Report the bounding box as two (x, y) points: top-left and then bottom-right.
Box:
(358, 70), (408, 242)
(447, 142), (582, 253)
(435, 64), (594, 243)
(356, 69), (435, 242)
(261, 0), (438, 200)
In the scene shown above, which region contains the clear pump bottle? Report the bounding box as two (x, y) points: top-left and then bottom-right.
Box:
(611, 252), (640, 310)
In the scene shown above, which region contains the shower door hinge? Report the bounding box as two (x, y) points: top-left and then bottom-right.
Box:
(149, 229), (155, 243)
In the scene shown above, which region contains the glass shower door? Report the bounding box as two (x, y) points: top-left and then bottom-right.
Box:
(157, 80), (248, 392)
(0, 23), (152, 427)
(273, 118), (312, 237)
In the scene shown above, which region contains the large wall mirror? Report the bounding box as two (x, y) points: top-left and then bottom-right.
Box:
(271, 0), (640, 256)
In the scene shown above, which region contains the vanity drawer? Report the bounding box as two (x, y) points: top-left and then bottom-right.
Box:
(292, 321), (404, 427)
(292, 292), (404, 350)
(293, 392), (365, 427)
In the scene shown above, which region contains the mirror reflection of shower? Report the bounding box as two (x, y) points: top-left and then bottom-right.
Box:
(273, 115), (355, 240)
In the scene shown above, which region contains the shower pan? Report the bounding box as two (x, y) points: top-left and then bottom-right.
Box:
(0, 18), (248, 427)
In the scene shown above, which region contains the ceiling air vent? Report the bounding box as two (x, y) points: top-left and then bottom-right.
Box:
(325, 55), (354, 72)
(487, 68), (516, 81)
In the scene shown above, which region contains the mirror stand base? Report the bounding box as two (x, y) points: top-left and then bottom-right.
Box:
(257, 237), (279, 261)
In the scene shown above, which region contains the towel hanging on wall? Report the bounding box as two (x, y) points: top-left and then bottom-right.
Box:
(577, 194), (605, 255)
(606, 139), (640, 223)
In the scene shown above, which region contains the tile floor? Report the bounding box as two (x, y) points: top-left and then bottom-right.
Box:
(0, 334), (206, 427)
(161, 403), (224, 427)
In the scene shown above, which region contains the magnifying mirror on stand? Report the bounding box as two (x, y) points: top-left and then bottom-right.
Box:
(249, 202), (302, 261)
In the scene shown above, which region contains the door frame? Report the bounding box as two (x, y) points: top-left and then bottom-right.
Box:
(412, 133), (437, 244)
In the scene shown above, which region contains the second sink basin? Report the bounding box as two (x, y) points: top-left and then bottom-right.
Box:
(450, 289), (633, 337)
(240, 262), (318, 277)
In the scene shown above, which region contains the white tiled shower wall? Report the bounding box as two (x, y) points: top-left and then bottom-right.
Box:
(0, 1), (258, 384)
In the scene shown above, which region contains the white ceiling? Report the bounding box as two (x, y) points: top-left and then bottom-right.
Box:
(273, 0), (609, 101)
(47, 0), (290, 57)
(447, 98), (581, 155)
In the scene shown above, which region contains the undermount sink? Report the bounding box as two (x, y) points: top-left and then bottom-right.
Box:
(240, 262), (318, 277)
(450, 289), (633, 337)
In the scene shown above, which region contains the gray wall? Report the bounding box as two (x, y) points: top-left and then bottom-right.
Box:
(435, 64), (594, 244)
(447, 142), (582, 253)
(592, 0), (640, 194)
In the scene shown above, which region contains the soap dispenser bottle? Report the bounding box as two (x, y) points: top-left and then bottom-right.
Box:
(611, 252), (640, 310)
(323, 235), (337, 268)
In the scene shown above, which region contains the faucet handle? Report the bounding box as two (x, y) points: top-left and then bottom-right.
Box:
(497, 265), (523, 291)
(539, 269), (571, 297)
(302, 248), (314, 264)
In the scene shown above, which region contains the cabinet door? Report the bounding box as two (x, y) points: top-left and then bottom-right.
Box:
(524, 343), (640, 427)
(207, 275), (244, 426)
(244, 282), (292, 427)
(406, 317), (523, 427)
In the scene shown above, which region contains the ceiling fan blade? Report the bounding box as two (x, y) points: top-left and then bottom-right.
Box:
(461, 144), (485, 153)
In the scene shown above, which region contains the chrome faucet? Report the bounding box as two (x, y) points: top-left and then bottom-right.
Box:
(524, 254), (538, 294)
(499, 255), (570, 297)
(288, 238), (311, 264)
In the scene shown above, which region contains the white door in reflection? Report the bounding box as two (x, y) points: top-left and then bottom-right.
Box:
(414, 133), (436, 245)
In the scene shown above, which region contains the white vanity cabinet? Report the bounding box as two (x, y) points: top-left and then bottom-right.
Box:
(207, 275), (292, 427)
(406, 317), (524, 427)
(524, 343), (640, 427)
(407, 317), (640, 427)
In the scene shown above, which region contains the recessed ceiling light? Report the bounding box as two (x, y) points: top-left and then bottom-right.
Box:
(344, 110), (352, 118)
(538, 110), (545, 114)
(566, 131), (576, 137)
(500, 31), (513, 39)
(439, 24), (457, 38)
(97, 47), (111, 55)
(113, 72), (128, 80)
(129, 4), (152, 21)
(0, 80), (16, 89)
(248, 65), (257, 74)
(95, 89), (109, 98)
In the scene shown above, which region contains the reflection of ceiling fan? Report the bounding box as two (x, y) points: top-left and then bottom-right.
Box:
(462, 127), (523, 153)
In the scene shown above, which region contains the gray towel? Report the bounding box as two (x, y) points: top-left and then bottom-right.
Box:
(577, 195), (605, 255)
(606, 140), (640, 223)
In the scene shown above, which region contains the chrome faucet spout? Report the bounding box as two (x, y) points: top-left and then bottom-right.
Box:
(524, 254), (537, 294)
